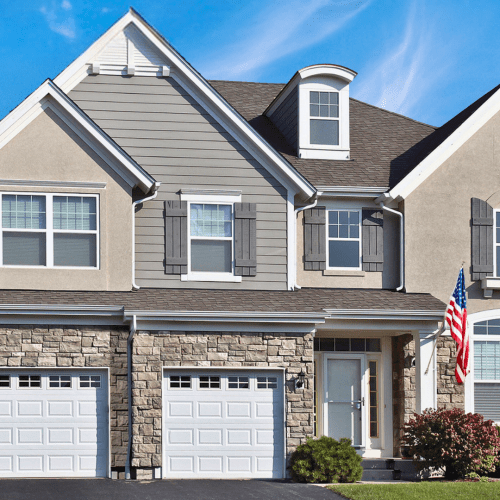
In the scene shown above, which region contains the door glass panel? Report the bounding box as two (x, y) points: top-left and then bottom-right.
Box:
(327, 358), (362, 446)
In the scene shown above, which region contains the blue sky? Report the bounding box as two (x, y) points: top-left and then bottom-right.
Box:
(1, 0), (500, 127)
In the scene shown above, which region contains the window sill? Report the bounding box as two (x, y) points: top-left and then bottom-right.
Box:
(181, 273), (242, 283)
(481, 277), (500, 298)
(323, 269), (365, 277)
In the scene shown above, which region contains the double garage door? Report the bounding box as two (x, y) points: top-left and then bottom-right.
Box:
(163, 370), (285, 479)
(0, 370), (108, 477)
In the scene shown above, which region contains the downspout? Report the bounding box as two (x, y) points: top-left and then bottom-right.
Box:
(132, 182), (161, 291)
(379, 202), (404, 291)
(293, 192), (322, 290)
(125, 314), (137, 480)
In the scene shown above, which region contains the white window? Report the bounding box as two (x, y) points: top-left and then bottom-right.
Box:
(327, 209), (361, 269)
(0, 193), (98, 268)
(473, 319), (500, 422)
(189, 203), (233, 274)
(310, 91), (339, 146)
(79, 375), (101, 388)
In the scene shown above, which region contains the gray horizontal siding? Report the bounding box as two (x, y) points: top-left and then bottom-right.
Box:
(268, 86), (298, 150)
(70, 74), (288, 290)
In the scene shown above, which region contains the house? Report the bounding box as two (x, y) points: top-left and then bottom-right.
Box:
(0, 8), (496, 481)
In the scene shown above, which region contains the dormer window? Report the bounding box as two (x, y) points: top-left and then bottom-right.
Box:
(265, 64), (356, 161)
(310, 91), (339, 146)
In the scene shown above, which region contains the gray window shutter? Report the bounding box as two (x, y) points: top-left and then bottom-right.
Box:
(164, 200), (187, 275)
(471, 197), (493, 280)
(362, 209), (383, 272)
(234, 203), (257, 277)
(304, 206), (326, 271)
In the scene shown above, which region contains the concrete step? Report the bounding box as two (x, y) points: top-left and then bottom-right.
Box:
(361, 458), (419, 482)
(361, 469), (394, 481)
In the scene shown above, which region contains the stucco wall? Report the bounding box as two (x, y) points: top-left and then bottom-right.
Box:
(130, 331), (314, 479)
(0, 107), (133, 291)
(404, 110), (500, 313)
(0, 325), (129, 468)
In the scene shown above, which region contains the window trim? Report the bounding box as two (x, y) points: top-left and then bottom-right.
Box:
(180, 192), (242, 283)
(0, 191), (100, 270)
(326, 208), (362, 271)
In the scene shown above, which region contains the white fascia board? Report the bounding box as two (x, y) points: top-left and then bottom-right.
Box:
(317, 186), (389, 198)
(0, 80), (155, 192)
(54, 11), (315, 200)
(388, 86), (500, 201)
(124, 310), (326, 324)
(323, 309), (445, 322)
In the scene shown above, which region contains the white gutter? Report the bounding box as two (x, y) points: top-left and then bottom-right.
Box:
(379, 202), (404, 291)
(323, 309), (444, 321)
(125, 314), (137, 480)
(293, 193), (322, 290)
(132, 182), (161, 291)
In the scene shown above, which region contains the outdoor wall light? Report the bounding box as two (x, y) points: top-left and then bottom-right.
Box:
(295, 370), (306, 390)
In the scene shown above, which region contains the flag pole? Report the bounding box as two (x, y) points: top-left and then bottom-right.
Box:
(424, 262), (465, 375)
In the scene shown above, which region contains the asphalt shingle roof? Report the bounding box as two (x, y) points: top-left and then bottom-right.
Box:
(209, 80), (437, 189)
(0, 288), (444, 313)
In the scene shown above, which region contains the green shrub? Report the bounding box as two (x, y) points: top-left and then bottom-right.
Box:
(402, 408), (500, 479)
(289, 436), (363, 483)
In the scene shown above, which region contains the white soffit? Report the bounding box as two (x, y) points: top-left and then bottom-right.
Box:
(387, 86), (500, 201)
(53, 9), (315, 199)
(0, 80), (155, 192)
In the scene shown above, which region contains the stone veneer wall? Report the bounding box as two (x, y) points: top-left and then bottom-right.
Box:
(436, 336), (464, 409)
(392, 334), (415, 455)
(131, 331), (314, 479)
(392, 334), (464, 455)
(0, 325), (129, 468)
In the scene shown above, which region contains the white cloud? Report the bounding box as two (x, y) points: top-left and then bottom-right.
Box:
(353, 1), (451, 119)
(200, 0), (373, 80)
(101, 7), (110, 14)
(40, 2), (76, 39)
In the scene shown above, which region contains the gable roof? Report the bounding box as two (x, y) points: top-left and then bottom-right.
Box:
(209, 80), (437, 189)
(53, 8), (315, 199)
(0, 79), (156, 192)
(386, 83), (500, 201)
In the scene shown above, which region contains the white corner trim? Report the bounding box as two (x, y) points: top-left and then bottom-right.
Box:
(287, 191), (296, 291)
(0, 80), (155, 192)
(52, 11), (315, 199)
(388, 86), (500, 201)
(0, 179), (106, 189)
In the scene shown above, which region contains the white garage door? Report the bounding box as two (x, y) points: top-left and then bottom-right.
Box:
(0, 370), (108, 477)
(163, 371), (284, 479)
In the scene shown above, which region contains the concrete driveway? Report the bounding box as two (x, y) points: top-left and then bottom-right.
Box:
(0, 479), (344, 500)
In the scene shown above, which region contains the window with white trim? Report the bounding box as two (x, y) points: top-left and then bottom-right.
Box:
(189, 203), (233, 274)
(327, 209), (361, 269)
(0, 193), (98, 268)
(310, 91), (339, 146)
(473, 319), (500, 422)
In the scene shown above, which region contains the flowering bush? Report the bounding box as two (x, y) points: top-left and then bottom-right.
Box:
(289, 436), (363, 483)
(402, 408), (500, 479)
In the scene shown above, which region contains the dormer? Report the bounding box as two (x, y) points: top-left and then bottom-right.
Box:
(265, 64), (357, 160)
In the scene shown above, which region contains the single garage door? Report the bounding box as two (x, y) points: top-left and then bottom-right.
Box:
(163, 370), (284, 479)
(0, 370), (108, 477)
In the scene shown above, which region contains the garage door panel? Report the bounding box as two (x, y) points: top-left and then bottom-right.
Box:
(0, 371), (108, 478)
(163, 371), (284, 479)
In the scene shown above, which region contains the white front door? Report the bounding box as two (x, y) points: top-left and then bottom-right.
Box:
(324, 354), (365, 447)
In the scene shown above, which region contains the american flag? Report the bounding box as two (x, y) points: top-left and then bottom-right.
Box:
(445, 268), (470, 384)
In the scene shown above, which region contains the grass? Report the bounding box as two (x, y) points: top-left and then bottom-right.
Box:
(328, 481), (500, 500)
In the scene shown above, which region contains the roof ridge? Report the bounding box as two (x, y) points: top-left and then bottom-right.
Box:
(349, 97), (437, 130)
(208, 79), (285, 87)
